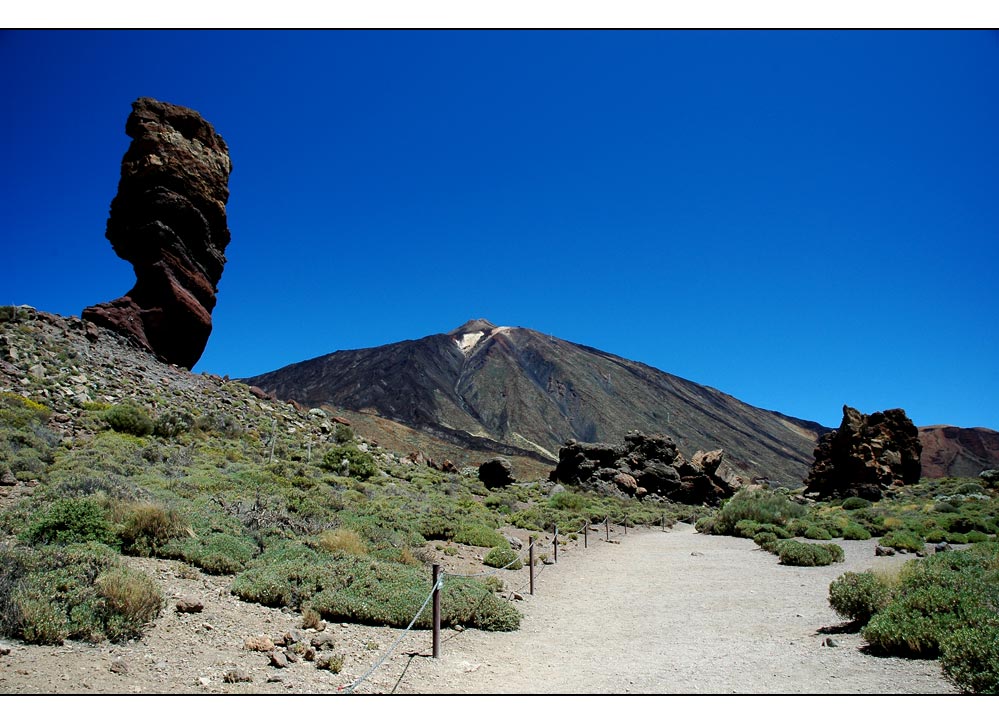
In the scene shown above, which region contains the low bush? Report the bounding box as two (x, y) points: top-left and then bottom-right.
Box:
(23, 497), (117, 547)
(321, 445), (378, 480)
(0, 542), (162, 644)
(694, 516), (717, 534)
(712, 489), (805, 536)
(483, 546), (522, 570)
(774, 540), (843, 567)
(162, 532), (257, 574)
(752, 531), (779, 550)
(117, 501), (186, 557)
(104, 404), (154, 437)
(828, 571), (893, 624)
(802, 525), (833, 541)
(453, 524), (507, 549)
(842, 497), (873, 510)
(940, 622), (999, 694)
(879, 530), (925, 553)
(841, 523), (872, 540)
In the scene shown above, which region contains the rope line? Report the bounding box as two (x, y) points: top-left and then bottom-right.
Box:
(340, 573), (443, 695)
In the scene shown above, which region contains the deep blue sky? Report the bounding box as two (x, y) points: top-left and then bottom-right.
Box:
(3, 30), (998, 430)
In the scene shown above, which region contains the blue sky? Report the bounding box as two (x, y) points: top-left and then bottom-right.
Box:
(2, 30), (998, 430)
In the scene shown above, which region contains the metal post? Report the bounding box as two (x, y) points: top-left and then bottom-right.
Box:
(528, 536), (535, 595)
(553, 525), (558, 564)
(431, 564), (441, 659)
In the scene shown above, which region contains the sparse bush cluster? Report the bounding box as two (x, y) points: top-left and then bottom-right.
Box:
(828, 542), (999, 693)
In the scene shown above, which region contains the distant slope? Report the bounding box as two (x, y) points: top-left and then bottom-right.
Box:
(244, 320), (828, 483)
(918, 426), (999, 478)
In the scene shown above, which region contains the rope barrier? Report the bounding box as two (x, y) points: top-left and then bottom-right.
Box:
(340, 572), (443, 694)
(342, 511), (676, 693)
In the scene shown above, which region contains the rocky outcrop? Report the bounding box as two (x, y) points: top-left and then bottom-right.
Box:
(479, 457), (516, 489)
(549, 431), (744, 505)
(83, 97), (233, 369)
(804, 406), (922, 501)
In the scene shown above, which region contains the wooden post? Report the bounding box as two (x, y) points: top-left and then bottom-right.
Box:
(624, 516), (628, 535)
(662, 512), (666, 532)
(605, 517), (610, 542)
(553, 525), (558, 564)
(583, 523), (588, 549)
(528, 536), (535, 595)
(431, 564), (441, 659)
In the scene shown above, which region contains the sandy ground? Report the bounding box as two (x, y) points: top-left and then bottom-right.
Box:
(0, 523), (957, 697)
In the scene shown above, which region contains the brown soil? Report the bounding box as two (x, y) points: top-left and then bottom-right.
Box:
(0, 523), (957, 696)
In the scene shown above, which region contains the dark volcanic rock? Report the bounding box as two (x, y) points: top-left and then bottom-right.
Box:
(550, 431), (743, 505)
(479, 457), (516, 489)
(804, 406), (922, 501)
(83, 97), (232, 369)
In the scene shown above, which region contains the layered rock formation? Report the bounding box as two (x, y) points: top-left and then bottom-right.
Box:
(550, 431), (744, 505)
(83, 97), (233, 369)
(804, 406), (922, 501)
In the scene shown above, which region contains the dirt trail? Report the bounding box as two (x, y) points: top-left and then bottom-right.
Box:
(387, 524), (956, 694)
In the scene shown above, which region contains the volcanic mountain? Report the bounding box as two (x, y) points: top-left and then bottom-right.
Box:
(244, 320), (829, 483)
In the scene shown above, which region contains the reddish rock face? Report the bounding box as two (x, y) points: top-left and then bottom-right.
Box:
(83, 97), (232, 369)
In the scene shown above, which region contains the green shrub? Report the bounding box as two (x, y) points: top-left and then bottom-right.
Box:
(712, 489), (805, 536)
(483, 546), (522, 570)
(829, 571), (893, 624)
(453, 524), (507, 549)
(694, 516), (717, 534)
(233, 544), (521, 631)
(945, 531), (969, 545)
(941, 622), (999, 694)
(879, 530), (925, 553)
(0, 543), (162, 644)
(104, 404), (154, 437)
(842, 497), (873, 510)
(924, 529), (948, 543)
(802, 525), (833, 541)
(321, 445), (378, 480)
(23, 497), (117, 547)
(419, 514), (459, 541)
(966, 531), (990, 544)
(163, 533), (257, 574)
(774, 540), (843, 567)
(842, 523), (872, 540)
(752, 531), (778, 549)
(153, 411), (193, 438)
(862, 585), (972, 657)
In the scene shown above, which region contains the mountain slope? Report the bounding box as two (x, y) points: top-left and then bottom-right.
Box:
(918, 426), (999, 478)
(244, 320), (829, 483)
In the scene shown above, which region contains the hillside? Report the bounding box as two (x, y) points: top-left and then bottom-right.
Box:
(245, 320), (829, 484)
(919, 425), (999, 478)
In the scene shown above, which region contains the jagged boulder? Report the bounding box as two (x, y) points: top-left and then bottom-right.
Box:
(803, 405), (922, 501)
(83, 97), (233, 369)
(550, 431), (743, 505)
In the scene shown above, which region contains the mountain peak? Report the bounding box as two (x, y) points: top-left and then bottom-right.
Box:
(448, 319), (497, 336)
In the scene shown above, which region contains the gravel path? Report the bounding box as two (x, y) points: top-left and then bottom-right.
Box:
(390, 524), (956, 694)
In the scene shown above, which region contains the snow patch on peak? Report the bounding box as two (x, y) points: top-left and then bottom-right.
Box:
(456, 331), (485, 354)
